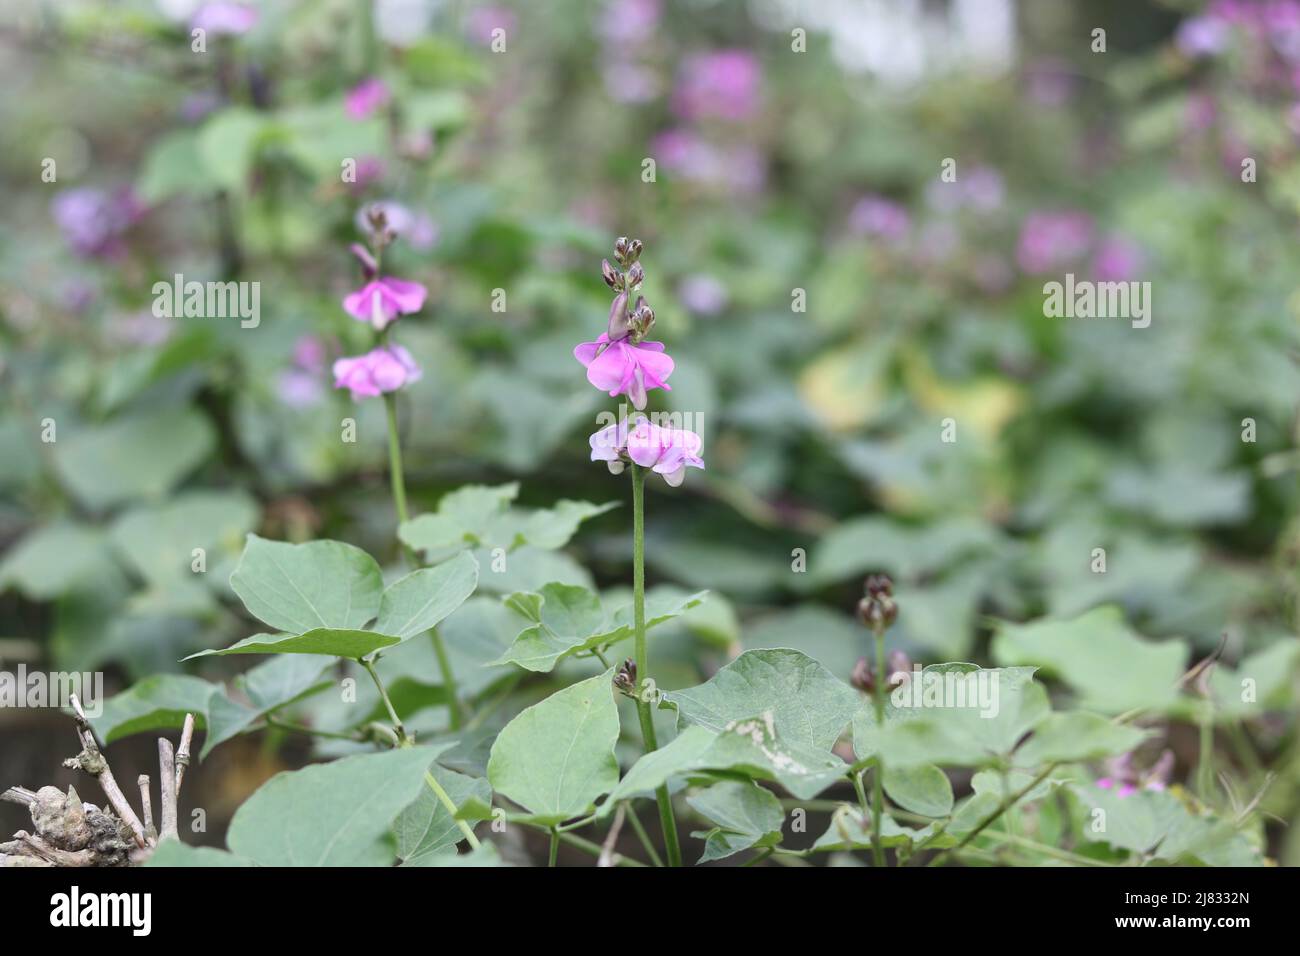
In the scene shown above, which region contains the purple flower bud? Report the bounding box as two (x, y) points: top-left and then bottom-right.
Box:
(626, 261), (645, 288)
(606, 290), (632, 341)
(613, 658), (638, 697)
(602, 258), (623, 290)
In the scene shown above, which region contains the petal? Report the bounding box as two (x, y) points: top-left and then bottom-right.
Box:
(574, 340), (602, 367)
(380, 276), (427, 313)
(342, 283), (378, 322)
(662, 466), (686, 487)
(586, 341), (632, 392)
(626, 367), (647, 409)
(632, 345), (674, 388)
(626, 422), (663, 467)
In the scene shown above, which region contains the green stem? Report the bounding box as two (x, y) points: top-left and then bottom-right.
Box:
(548, 828), (559, 867)
(623, 802), (664, 867)
(384, 391), (463, 729)
(871, 626), (886, 867)
(423, 771), (482, 850)
(263, 715), (363, 742)
(631, 463), (682, 868)
(361, 656), (406, 744)
(383, 392), (410, 527)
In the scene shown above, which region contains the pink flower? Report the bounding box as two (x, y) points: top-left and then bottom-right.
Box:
(332, 345), (421, 400)
(52, 186), (143, 260)
(589, 415), (704, 486)
(345, 77), (391, 120)
(466, 6), (516, 44)
(848, 195), (910, 243)
(343, 277), (428, 330)
(191, 2), (258, 35)
(1092, 236), (1145, 283)
(1097, 749), (1174, 798)
(672, 50), (761, 122)
(1016, 211), (1094, 274)
(574, 333), (674, 409)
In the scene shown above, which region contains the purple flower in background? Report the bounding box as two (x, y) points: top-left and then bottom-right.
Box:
(277, 335), (327, 408)
(1024, 58), (1076, 107)
(1092, 235), (1146, 282)
(466, 5), (516, 45)
(678, 274), (728, 316)
(603, 63), (662, 103)
(51, 187), (143, 259)
(343, 276), (428, 330)
(345, 77), (391, 120)
(180, 90), (222, 124)
(928, 165), (1005, 214)
(651, 129), (765, 193)
(590, 415), (704, 486)
(333, 344), (422, 400)
(575, 333), (674, 410)
(599, 0), (661, 43)
(349, 156), (387, 190)
(672, 50), (761, 122)
(1176, 15), (1230, 57)
(355, 200), (439, 250)
(1097, 750), (1174, 798)
(1016, 210), (1094, 273)
(291, 334), (327, 373)
(848, 195), (911, 243)
(191, 2), (258, 35)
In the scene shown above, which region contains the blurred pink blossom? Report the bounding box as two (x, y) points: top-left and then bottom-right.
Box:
(1016, 210), (1094, 273)
(345, 78), (390, 120)
(333, 344), (421, 400)
(343, 276), (428, 330)
(848, 195), (911, 243)
(1092, 236), (1146, 282)
(1176, 16), (1230, 57)
(191, 2), (257, 35)
(671, 50), (761, 122)
(51, 187), (143, 260)
(678, 274), (728, 316)
(466, 6), (515, 45)
(599, 0), (661, 43)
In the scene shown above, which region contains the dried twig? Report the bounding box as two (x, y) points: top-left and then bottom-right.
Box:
(1, 787), (37, 807)
(137, 775), (156, 844)
(158, 739), (178, 841)
(175, 714), (195, 795)
(597, 804), (627, 868)
(65, 695), (147, 848)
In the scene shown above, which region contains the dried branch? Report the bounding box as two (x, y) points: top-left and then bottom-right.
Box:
(175, 713), (195, 795)
(65, 695), (147, 848)
(137, 775), (156, 845)
(158, 739), (178, 841)
(1, 787), (37, 807)
(597, 804), (627, 868)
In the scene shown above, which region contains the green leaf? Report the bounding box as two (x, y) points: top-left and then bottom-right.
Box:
(811, 515), (1001, 584)
(853, 664), (1050, 768)
(92, 675), (215, 744)
(663, 648), (860, 751)
(230, 535), (384, 634)
(109, 491), (258, 589)
(52, 408), (215, 510)
(401, 844), (506, 867)
(883, 764), (954, 818)
(136, 129), (216, 203)
(227, 746), (448, 866)
(487, 670), (620, 825)
(184, 628), (401, 660)
(0, 522), (112, 599)
(201, 656), (331, 758)
(394, 766), (492, 865)
(145, 840), (253, 867)
(489, 584), (706, 673)
(1072, 784), (1262, 865)
(811, 806), (949, 853)
(608, 720), (848, 805)
(686, 780), (784, 863)
(373, 552), (479, 640)
(197, 107), (268, 190)
(1014, 712), (1148, 767)
(991, 606), (1188, 713)
(503, 499), (618, 550)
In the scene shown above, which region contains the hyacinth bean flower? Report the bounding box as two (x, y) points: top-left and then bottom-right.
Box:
(590, 416), (704, 486)
(574, 333), (674, 410)
(332, 344), (421, 400)
(343, 276), (428, 330)
(1097, 749), (1175, 798)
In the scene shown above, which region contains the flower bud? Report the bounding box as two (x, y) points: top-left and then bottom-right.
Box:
(607, 290), (632, 340)
(631, 295), (655, 336)
(886, 649), (912, 690)
(626, 238), (643, 263)
(857, 574), (898, 631)
(602, 258), (623, 290)
(626, 261), (645, 288)
(613, 658), (638, 697)
(850, 656), (874, 693)
(614, 236), (630, 263)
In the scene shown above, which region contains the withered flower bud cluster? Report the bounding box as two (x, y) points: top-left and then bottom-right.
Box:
(857, 573), (898, 631)
(613, 658), (638, 698)
(603, 238), (656, 344)
(850, 649), (913, 694)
